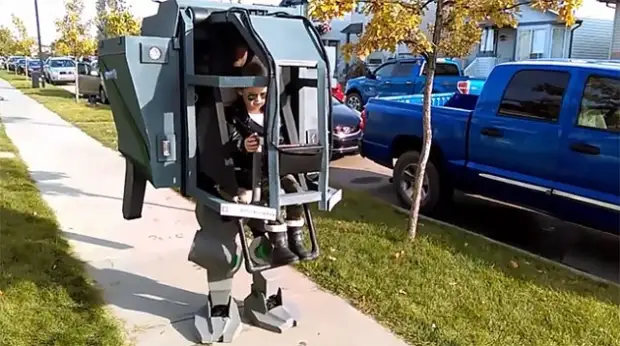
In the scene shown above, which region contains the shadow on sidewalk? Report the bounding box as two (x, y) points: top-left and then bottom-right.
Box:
(0, 114), (73, 128)
(84, 263), (250, 343)
(2, 168), (193, 213)
(328, 166), (620, 303)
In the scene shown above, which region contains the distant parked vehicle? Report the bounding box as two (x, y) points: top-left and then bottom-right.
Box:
(15, 59), (28, 74)
(44, 57), (76, 84)
(26, 60), (42, 75)
(77, 61), (108, 104)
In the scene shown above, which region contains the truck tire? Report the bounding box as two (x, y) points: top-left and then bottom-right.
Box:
(393, 150), (447, 214)
(345, 91), (363, 111)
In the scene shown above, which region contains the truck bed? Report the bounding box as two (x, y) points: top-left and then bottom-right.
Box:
(361, 93), (479, 169)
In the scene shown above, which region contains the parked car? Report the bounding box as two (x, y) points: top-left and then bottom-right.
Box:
(77, 61), (108, 104)
(344, 57), (486, 111)
(26, 60), (42, 75)
(15, 58), (28, 74)
(5, 56), (24, 71)
(331, 96), (362, 156)
(361, 60), (620, 235)
(44, 57), (76, 84)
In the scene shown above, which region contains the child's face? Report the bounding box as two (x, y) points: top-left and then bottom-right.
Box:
(240, 87), (267, 113)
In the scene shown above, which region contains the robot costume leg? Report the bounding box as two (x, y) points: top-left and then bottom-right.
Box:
(188, 203), (243, 344)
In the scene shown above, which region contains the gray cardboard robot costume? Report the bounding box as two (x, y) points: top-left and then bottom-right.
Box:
(98, 0), (342, 343)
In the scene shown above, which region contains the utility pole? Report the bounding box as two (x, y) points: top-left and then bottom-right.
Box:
(34, 0), (46, 87)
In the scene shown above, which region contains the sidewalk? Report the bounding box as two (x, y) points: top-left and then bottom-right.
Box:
(0, 79), (409, 346)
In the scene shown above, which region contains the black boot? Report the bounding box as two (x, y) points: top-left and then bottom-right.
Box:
(268, 230), (299, 266)
(287, 226), (312, 260)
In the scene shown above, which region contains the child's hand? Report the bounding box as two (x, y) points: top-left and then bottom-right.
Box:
(244, 133), (260, 152)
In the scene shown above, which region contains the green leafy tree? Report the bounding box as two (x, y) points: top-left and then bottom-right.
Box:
(97, 0), (141, 39)
(0, 26), (16, 56)
(10, 15), (35, 56)
(54, 0), (96, 57)
(311, 0), (582, 239)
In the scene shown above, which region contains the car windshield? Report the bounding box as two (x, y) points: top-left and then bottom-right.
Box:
(17, 59), (25, 64)
(50, 59), (75, 68)
(28, 61), (41, 66)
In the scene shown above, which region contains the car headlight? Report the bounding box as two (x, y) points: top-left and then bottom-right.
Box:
(334, 125), (353, 135)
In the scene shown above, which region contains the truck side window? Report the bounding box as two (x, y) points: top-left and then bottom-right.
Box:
(577, 75), (620, 132)
(392, 62), (415, 77)
(498, 70), (570, 122)
(421, 63), (460, 76)
(374, 63), (395, 78)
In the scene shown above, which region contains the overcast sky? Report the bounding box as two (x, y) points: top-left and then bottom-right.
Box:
(0, 0), (615, 45)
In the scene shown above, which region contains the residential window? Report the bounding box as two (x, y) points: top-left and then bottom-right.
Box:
(530, 29), (546, 59)
(480, 28), (495, 53)
(577, 75), (620, 132)
(498, 70), (570, 122)
(551, 27), (566, 58)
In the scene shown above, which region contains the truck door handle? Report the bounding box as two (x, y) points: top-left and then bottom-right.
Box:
(383, 81), (391, 85)
(405, 81), (412, 85)
(570, 142), (600, 155)
(480, 127), (502, 137)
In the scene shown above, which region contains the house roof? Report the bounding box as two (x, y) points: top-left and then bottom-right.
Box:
(341, 22), (363, 34)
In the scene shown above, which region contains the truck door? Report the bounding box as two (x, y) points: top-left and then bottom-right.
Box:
(554, 72), (620, 232)
(390, 61), (419, 96)
(467, 68), (570, 211)
(372, 61), (397, 97)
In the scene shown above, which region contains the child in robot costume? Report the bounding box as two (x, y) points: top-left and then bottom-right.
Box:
(224, 59), (311, 266)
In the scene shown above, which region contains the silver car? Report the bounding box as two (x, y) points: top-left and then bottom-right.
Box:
(44, 57), (76, 84)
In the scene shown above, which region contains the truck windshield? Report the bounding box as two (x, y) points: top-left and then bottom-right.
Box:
(50, 60), (75, 68)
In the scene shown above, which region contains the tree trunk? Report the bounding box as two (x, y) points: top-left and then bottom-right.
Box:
(406, 0), (444, 240)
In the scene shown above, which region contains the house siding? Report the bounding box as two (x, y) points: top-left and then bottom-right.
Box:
(571, 18), (614, 60)
(612, 6), (620, 59)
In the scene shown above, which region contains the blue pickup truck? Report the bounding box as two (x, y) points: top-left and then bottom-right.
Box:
(361, 60), (620, 234)
(344, 57), (485, 111)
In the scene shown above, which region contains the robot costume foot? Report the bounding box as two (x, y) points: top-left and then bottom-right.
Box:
(194, 296), (242, 344)
(243, 271), (299, 333)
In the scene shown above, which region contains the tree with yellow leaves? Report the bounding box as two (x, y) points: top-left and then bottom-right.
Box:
(0, 26), (16, 57)
(54, 0), (97, 57)
(310, 0), (582, 240)
(10, 15), (35, 56)
(96, 0), (141, 39)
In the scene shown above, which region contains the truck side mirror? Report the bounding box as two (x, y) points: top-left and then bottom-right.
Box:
(366, 70), (375, 79)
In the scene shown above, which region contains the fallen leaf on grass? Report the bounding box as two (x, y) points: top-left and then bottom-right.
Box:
(329, 247), (336, 253)
(327, 256), (336, 261)
(398, 289), (407, 295)
(393, 250), (406, 259)
(509, 260), (519, 269)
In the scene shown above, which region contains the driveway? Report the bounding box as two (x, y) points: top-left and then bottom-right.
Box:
(330, 155), (620, 284)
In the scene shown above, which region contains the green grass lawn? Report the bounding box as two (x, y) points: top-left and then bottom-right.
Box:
(2, 71), (619, 346)
(0, 71), (117, 149)
(0, 122), (126, 345)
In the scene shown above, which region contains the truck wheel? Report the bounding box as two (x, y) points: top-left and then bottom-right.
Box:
(346, 92), (363, 111)
(393, 151), (445, 214)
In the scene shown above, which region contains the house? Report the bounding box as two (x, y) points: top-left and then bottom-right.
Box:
(598, 0), (620, 58)
(464, 4), (617, 77)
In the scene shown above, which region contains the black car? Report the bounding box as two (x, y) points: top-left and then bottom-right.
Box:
(331, 96), (362, 157)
